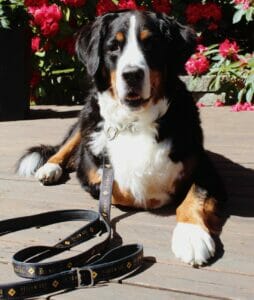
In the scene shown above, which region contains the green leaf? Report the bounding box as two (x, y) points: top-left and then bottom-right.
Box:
(205, 49), (219, 56)
(248, 58), (254, 68)
(245, 9), (253, 22)
(238, 88), (245, 102)
(233, 9), (245, 24)
(246, 73), (254, 84)
(214, 75), (221, 91)
(211, 55), (223, 61)
(246, 88), (254, 103)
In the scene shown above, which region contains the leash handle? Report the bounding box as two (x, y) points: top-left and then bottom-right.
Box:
(99, 163), (114, 224)
(0, 163), (143, 299)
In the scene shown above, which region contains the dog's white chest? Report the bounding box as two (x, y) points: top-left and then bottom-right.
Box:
(106, 126), (183, 208)
(90, 92), (183, 208)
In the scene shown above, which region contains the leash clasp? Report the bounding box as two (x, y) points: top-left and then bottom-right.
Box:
(72, 267), (94, 288)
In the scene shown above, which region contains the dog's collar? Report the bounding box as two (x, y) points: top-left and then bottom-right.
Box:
(105, 122), (138, 141)
(103, 99), (171, 141)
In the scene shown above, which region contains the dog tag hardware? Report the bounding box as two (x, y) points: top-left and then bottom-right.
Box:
(0, 162), (143, 299)
(106, 126), (119, 141)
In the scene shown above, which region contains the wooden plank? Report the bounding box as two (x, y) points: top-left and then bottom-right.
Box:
(123, 262), (254, 300)
(0, 263), (218, 300)
(0, 106), (254, 299)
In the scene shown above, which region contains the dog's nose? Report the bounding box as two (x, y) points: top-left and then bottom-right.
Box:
(122, 67), (144, 85)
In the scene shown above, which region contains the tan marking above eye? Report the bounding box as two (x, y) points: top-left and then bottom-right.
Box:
(115, 32), (125, 42)
(140, 29), (152, 41)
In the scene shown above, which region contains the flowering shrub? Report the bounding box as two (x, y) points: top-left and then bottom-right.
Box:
(1, 0), (253, 105)
(185, 39), (254, 106)
(233, 0), (254, 23)
(0, 0), (28, 29)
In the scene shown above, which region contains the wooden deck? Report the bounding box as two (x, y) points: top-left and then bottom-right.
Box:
(0, 105), (254, 299)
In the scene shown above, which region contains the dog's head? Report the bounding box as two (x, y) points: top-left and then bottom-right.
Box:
(76, 10), (195, 110)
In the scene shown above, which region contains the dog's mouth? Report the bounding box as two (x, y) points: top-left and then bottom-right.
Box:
(124, 93), (150, 109)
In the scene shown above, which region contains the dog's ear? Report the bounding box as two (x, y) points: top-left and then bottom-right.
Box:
(158, 15), (196, 73)
(76, 13), (117, 77)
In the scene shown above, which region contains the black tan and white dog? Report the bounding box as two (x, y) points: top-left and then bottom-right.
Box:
(17, 10), (227, 266)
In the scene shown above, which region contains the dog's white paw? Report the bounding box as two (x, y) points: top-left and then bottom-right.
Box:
(171, 222), (215, 266)
(35, 163), (62, 184)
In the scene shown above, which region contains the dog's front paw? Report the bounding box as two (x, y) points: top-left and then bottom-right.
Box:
(35, 163), (62, 184)
(171, 223), (215, 266)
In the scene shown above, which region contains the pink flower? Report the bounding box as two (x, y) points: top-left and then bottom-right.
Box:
(214, 99), (224, 107)
(196, 44), (207, 53)
(219, 39), (239, 60)
(96, 0), (117, 16)
(30, 4), (62, 37)
(234, 0), (250, 10)
(196, 102), (205, 108)
(231, 103), (254, 112)
(152, 0), (172, 14)
(31, 36), (41, 52)
(60, 0), (86, 8)
(185, 53), (210, 76)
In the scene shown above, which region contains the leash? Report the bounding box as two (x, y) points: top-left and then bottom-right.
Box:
(0, 164), (143, 299)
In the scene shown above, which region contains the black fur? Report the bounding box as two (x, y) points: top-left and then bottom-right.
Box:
(17, 10), (227, 211)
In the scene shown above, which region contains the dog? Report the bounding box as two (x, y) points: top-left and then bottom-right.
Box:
(17, 10), (227, 266)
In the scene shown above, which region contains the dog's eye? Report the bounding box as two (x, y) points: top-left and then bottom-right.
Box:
(142, 36), (159, 51)
(107, 41), (121, 53)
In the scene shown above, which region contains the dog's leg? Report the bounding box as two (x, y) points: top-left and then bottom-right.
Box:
(76, 143), (102, 199)
(171, 154), (227, 266)
(35, 131), (81, 184)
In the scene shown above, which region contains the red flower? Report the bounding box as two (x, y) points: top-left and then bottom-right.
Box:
(31, 36), (41, 52)
(29, 4), (62, 37)
(203, 3), (222, 22)
(60, 0), (86, 8)
(57, 36), (76, 56)
(186, 2), (222, 29)
(219, 39), (239, 60)
(185, 53), (210, 76)
(96, 0), (145, 16)
(152, 0), (172, 14)
(118, 0), (139, 10)
(24, 0), (48, 7)
(96, 0), (117, 16)
(30, 71), (41, 89)
(118, 0), (146, 11)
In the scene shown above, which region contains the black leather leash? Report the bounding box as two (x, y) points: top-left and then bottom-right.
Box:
(0, 164), (143, 299)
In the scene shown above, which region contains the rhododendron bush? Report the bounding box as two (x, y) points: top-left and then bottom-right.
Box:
(185, 41), (254, 108)
(4, 0), (252, 104)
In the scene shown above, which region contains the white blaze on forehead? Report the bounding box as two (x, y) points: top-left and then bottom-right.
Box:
(115, 15), (150, 100)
